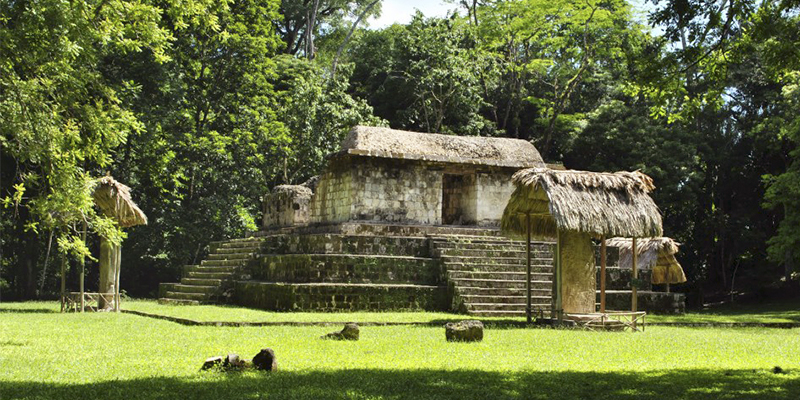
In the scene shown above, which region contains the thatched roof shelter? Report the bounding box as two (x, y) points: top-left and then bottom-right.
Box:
(332, 126), (546, 168)
(501, 168), (663, 239)
(606, 237), (686, 285)
(93, 176), (148, 228)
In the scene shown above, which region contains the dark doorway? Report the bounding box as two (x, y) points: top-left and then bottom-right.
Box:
(442, 174), (466, 225)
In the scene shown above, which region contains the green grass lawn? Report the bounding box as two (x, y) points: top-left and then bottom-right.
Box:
(648, 299), (800, 324)
(2, 301), (800, 399)
(123, 299), (526, 324)
(122, 298), (800, 325)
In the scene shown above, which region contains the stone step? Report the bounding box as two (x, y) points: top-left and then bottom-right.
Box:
(185, 271), (236, 280)
(450, 278), (552, 290)
(438, 249), (552, 258)
(438, 245), (552, 253)
(460, 294), (551, 304)
(466, 309), (529, 317)
(440, 256), (549, 265)
(217, 241), (265, 250)
(433, 242), (528, 250)
(215, 246), (261, 254)
(164, 291), (213, 301)
(184, 265), (238, 274)
(456, 286), (551, 297)
(157, 298), (200, 306)
(207, 253), (254, 260)
(201, 259), (248, 267)
(465, 303), (550, 312)
(444, 262), (553, 273)
(180, 277), (223, 286)
(170, 284), (218, 294)
(448, 270), (553, 281)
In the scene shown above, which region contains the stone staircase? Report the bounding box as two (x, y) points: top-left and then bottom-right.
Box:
(158, 238), (264, 305)
(431, 236), (555, 317)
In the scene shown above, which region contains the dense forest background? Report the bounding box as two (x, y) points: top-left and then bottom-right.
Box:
(1, 0), (799, 306)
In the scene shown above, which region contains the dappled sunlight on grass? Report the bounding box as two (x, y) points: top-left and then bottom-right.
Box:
(122, 299), (526, 324)
(2, 301), (800, 399)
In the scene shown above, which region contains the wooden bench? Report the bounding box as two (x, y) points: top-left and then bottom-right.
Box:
(64, 292), (118, 312)
(566, 311), (646, 332)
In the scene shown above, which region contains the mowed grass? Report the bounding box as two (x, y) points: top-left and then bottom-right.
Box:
(123, 299), (526, 324)
(123, 298), (800, 325)
(649, 299), (800, 324)
(2, 302), (800, 400)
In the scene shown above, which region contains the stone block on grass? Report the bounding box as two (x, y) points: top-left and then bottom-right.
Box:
(445, 320), (484, 342)
(322, 323), (360, 340)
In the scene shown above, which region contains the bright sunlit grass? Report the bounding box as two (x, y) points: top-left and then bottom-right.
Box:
(1, 301), (800, 399)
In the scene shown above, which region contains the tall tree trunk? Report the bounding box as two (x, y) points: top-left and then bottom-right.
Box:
(332, 0), (380, 78)
(37, 230), (54, 296)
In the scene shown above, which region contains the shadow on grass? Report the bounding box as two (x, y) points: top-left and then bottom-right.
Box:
(0, 308), (57, 314)
(3, 368), (798, 400)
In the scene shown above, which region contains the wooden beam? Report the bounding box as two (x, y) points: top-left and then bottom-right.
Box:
(114, 245), (122, 312)
(80, 221), (87, 313)
(526, 212), (532, 324)
(60, 255), (66, 313)
(632, 236), (638, 312)
(600, 235), (606, 313)
(555, 230), (563, 322)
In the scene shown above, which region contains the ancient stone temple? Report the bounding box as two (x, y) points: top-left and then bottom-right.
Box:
(159, 126), (684, 315)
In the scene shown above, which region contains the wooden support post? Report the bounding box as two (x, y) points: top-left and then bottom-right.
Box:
(114, 245), (122, 312)
(632, 237), (638, 312)
(526, 212), (532, 324)
(665, 283), (670, 294)
(80, 221), (87, 313)
(60, 255), (66, 313)
(555, 230), (563, 322)
(600, 235), (606, 313)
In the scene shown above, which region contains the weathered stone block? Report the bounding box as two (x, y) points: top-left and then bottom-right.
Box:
(445, 320), (484, 342)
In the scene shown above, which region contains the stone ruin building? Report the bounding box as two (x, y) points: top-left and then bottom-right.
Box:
(159, 126), (685, 316)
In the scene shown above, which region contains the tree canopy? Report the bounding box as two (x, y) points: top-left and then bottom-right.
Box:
(1, 0), (798, 303)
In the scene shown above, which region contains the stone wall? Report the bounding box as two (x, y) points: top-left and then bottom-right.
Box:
(349, 158), (443, 224)
(251, 254), (443, 285)
(235, 281), (448, 311)
(310, 159), (353, 224)
(474, 173), (516, 226)
(262, 186), (312, 228)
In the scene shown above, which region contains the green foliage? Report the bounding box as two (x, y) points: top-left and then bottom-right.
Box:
(350, 14), (498, 135)
(273, 55), (385, 183)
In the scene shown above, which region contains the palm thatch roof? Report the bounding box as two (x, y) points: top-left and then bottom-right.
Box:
(93, 176), (148, 228)
(606, 237), (686, 284)
(332, 126), (546, 168)
(501, 168), (663, 239)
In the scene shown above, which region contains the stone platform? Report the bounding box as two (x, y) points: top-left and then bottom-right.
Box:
(158, 223), (685, 315)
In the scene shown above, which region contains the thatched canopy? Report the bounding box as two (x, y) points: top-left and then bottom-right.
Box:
(332, 126), (546, 168)
(93, 176), (148, 228)
(501, 168), (663, 239)
(606, 237), (686, 285)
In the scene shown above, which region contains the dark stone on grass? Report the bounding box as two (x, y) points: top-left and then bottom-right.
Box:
(445, 320), (484, 342)
(201, 356), (224, 371)
(322, 323), (360, 340)
(253, 348), (278, 371)
(773, 366), (785, 374)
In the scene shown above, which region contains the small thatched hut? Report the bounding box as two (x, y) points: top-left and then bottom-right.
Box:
(91, 176), (147, 311)
(606, 237), (686, 289)
(501, 168), (663, 320)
